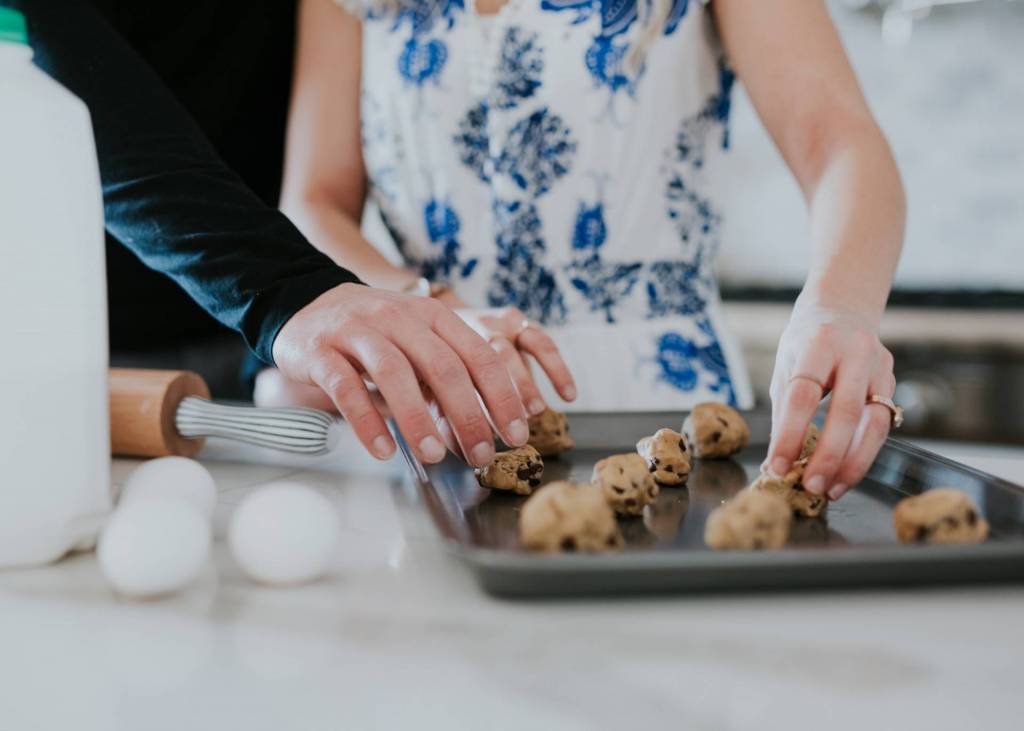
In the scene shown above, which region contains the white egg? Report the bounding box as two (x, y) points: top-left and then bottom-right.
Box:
(120, 456), (217, 518)
(228, 482), (339, 586)
(98, 498), (211, 598)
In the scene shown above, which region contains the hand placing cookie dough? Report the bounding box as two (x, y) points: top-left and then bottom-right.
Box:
(519, 481), (623, 553)
(682, 403), (750, 459)
(636, 428), (691, 486)
(893, 488), (989, 545)
(592, 453), (659, 516)
(475, 445), (544, 496)
(704, 489), (792, 551)
(766, 305), (899, 504)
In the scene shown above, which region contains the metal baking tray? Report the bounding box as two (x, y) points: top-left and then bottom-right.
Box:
(396, 411), (1024, 596)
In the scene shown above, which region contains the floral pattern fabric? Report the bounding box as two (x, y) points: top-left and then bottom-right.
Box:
(356, 0), (754, 411)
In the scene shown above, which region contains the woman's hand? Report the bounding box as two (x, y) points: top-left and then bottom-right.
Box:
(765, 303), (896, 501)
(456, 307), (577, 416)
(272, 283), (531, 468)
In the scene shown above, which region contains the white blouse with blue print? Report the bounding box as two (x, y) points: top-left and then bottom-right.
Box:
(355, 0), (755, 411)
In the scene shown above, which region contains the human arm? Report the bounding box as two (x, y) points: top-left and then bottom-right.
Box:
(714, 0), (906, 499)
(12, 0), (531, 466)
(13, 0), (359, 364)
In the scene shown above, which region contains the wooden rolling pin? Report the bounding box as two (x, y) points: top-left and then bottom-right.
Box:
(109, 368), (336, 458)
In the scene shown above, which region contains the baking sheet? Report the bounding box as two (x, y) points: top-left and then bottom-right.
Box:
(397, 411), (1024, 596)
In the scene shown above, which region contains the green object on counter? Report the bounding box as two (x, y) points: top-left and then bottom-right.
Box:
(0, 8), (28, 46)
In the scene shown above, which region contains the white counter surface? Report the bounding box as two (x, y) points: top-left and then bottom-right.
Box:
(2, 430), (1023, 731)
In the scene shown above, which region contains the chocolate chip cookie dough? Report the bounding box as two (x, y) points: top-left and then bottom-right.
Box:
(682, 403), (750, 459)
(527, 408), (574, 457)
(636, 428), (691, 486)
(475, 445), (544, 496)
(592, 453), (659, 516)
(704, 489), (792, 551)
(751, 425), (828, 518)
(893, 488), (989, 545)
(750, 471), (828, 519)
(519, 481), (624, 553)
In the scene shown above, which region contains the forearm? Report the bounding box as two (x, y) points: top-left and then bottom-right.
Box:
(283, 195), (415, 291)
(13, 0), (360, 363)
(797, 125), (905, 328)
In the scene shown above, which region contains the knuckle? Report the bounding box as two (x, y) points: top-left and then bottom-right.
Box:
(454, 410), (490, 436)
(471, 346), (505, 377)
(881, 347), (895, 371)
(790, 382), (821, 409)
(432, 356), (468, 387)
(371, 350), (407, 380)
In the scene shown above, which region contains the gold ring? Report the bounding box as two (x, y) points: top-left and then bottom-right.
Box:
(789, 374), (826, 391)
(867, 394), (904, 429)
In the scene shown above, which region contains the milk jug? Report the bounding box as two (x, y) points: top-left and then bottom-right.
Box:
(0, 8), (111, 566)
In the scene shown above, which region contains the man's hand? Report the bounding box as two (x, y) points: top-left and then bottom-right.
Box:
(272, 283), (530, 467)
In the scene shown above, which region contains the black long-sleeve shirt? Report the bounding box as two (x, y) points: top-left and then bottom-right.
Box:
(5, 0), (361, 364)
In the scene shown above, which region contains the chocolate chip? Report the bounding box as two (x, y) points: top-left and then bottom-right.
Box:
(648, 465), (657, 473)
(625, 498), (637, 508)
(711, 431), (722, 442)
(561, 537), (576, 552)
(915, 526), (929, 543)
(967, 510), (978, 526)
(678, 439), (686, 452)
(652, 457), (660, 465)
(612, 485), (626, 494)
(606, 535), (619, 547)
(516, 467), (532, 480)
(528, 478), (541, 487)
(619, 466), (625, 474)
(718, 417), (729, 427)
(665, 465), (674, 473)
(753, 538), (764, 549)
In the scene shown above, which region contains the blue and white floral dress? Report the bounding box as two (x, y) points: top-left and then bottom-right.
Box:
(354, 0), (754, 411)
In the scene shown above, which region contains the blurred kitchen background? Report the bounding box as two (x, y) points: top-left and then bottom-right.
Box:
(715, 0), (1023, 446)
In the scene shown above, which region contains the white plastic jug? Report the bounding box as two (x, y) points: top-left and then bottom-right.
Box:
(0, 8), (111, 566)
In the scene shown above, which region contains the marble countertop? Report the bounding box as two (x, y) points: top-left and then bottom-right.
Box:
(2, 428), (1023, 731)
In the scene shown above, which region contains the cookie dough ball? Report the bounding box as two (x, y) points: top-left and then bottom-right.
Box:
(704, 489), (791, 551)
(527, 408), (574, 457)
(893, 488), (989, 545)
(519, 481), (623, 553)
(750, 470), (828, 519)
(592, 453), (659, 516)
(475, 445), (544, 496)
(636, 428), (691, 486)
(682, 403), (750, 459)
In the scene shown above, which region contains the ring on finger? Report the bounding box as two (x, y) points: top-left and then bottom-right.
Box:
(789, 373), (827, 392)
(867, 394), (904, 429)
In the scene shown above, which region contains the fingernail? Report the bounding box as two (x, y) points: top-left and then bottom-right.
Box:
(418, 436), (446, 463)
(828, 483), (848, 501)
(470, 441), (495, 467)
(770, 457), (790, 477)
(507, 418), (529, 445)
(563, 384), (577, 401)
(372, 435), (396, 459)
(528, 398), (547, 416)
(805, 475), (826, 495)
